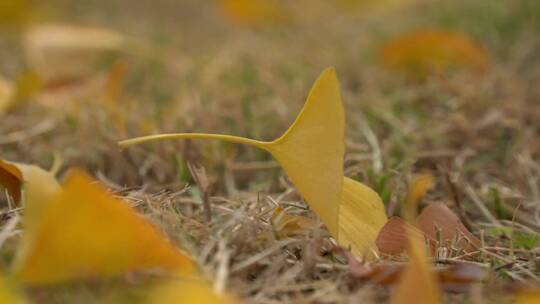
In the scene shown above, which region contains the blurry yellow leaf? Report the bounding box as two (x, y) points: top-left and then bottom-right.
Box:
(336, 0), (412, 12)
(147, 279), (240, 304)
(403, 174), (433, 221)
(0, 160), (23, 204)
(0, 0), (31, 27)
(0, 160), (61, 271)
(13, 170), (195, 284)
(0, 159), (60, 224)
(120, 67), (388, 257)
(0, 271), (25, 304)
(515, 289), (540, 304)
(390, 229), (440, 304)
(24, 23), (128, 83)
(380, 29), (489, 79)
(13, 71), (42, 103)
(219, 0), (288, 27)
(0, 77), (15, 114)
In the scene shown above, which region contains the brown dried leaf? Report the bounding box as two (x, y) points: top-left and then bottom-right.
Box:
(349, 259), (487, 293)
(416, 202), (480, 253)
(376, 217), (424, 255)
(437, 262), (487, 293)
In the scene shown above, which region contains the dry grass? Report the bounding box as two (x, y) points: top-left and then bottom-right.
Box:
(0, 0), (539, 302)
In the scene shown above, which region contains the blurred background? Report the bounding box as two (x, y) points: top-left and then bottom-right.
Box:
(1, 0), (539, 224)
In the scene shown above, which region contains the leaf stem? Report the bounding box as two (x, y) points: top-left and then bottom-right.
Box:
(118, 133), (269, 150)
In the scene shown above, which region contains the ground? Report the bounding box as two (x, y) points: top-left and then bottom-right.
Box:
(0, 0), (539, 303)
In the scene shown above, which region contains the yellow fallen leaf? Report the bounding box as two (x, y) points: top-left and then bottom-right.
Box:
(0, 0), (31, 27)
(146, 279), (240, 304)
(0, 159), (61, 227)
(0, 159), (62, 273)
(515, 289), (540, 304)
(0, 272), (25, 304)
(0, 77), (15, 114)
(336, 0), (412, 12)
(219, 0), (288, 27)
(0, 159), (60, 206)
(339, 177), (387, 257)
(403, 174), (433, 222)
(24, 23), (128, 83)
(13, 170), (195, 285)
(119, 68), (388, 257)
(390, 228), (440, 304)
(380, 29), (489, 79)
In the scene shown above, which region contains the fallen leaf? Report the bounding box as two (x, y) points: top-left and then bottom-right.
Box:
(0, 160), (62, 273)
(380, 29), (489, 79)
(347, 260), (403, 286)
(403, 174), (433, 221)
(0, 0), (32, 27)
(0, 272), (25, 304)
(390, 229), (440, 304)
(0, 77), (15, 114)
(13, 170), (195, 284)
(24, 23), (128, 83)
(146, 279), (241, 304)
(336, 0), (413, 12)
(0, 160), (24, 204)
(12, 71), (41, 102)
(376, 203), (479, 255)
(348, 257), (486, 293)
(376, 217), (424, 255)
(119, 67), (388, 258)
(219, 0), (288, 27)
(0, 159), (60, 204)
(417, 202), (480, 253)
(515, 289), (540, 304)
(436, 261), (487, 293)
(0, 159), (61, 225)
(339, 177), (388, 257)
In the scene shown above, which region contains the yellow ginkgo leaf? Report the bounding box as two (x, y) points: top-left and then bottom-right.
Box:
(146, 279), (240, 304)
(0, 159), (62, 272)
(339, 177), (387, 257)
(0, 159), (61, 226)
(515, 289), (540, 304)
(13, 170), (195, 285)
(380, 29), (489, 79)
(119, 68), (388, 257)
(24, 23), (128, 83)
(403, 173), (433, 222)
(390, 228), (440, 304)
(0, 77), (15, 114)
(218, 0), (288, 27)
(0, 0), (31, 27)
(0, 272), (25, 304)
